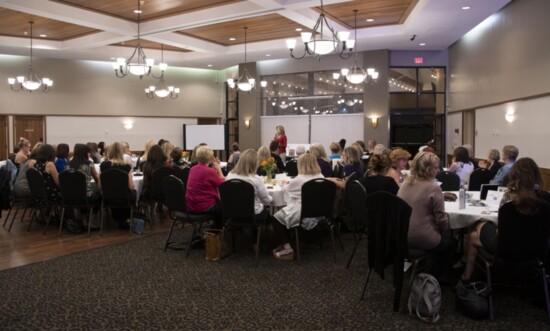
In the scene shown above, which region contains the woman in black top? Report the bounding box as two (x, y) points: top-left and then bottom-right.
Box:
(360, 154), (399, 195)
(33, 144), (62, 202)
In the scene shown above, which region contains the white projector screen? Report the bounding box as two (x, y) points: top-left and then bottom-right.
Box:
(183, 124), (225, 150)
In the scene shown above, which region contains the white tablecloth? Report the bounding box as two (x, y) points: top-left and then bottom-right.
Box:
(445, 191), (498, 229)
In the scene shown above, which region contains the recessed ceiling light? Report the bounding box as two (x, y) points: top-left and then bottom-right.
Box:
(229, 37), (236, 41)
(134, 9), (142, 14)
(40, 34), (47, 38)
(366, 18), (374, 22)
(462, 6), (471, 10)
(295, 28), (302, 32)
(419, 43), (426, 46)
(207, 64), (212, 67)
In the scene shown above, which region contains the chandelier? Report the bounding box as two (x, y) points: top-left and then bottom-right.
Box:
(113, 0), (154, 78)
(227, 27), (265, 92)
(340, 10), (378, 85)
(285, 0), (353, 59)
(8, 21), (53, 92)
(145, 45), (179, 99)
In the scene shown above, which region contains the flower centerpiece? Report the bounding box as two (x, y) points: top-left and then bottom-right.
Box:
(182, 151), (190, 164)
(261, 157), (277, 184)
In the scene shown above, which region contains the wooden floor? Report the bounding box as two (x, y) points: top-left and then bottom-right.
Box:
(0, 210), (172, 271)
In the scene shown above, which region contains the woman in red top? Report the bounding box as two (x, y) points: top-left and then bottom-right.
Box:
(275, 125), (287, 163)
(185, 145), (225, 228)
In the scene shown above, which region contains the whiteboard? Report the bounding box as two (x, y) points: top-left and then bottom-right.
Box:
(46, 116), (197, 151)
(475, 95), (550, 167)
(260, 113), (364, 153)
(183, 124), (225, 150)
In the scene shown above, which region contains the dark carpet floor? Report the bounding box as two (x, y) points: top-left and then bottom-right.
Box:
(0, 227), (548, 330)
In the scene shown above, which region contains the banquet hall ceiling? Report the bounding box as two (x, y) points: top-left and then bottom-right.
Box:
(0, 0), (511, 69)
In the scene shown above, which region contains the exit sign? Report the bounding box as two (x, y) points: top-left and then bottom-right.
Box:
(414, 57), (424, 64)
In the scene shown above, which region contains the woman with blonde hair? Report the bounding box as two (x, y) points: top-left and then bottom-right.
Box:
(309, 143), (333, 177)
(272, 153), (324, 260)
(226, 149), (273, 222)
(14, 137), (32, 167)
(186, 145), (225, 228)
(257, 145), (278, 176)
(274, 125), (287, 162)
(398, 152), (457, 281)
(340, 146), (363, 179)
(100, 141), (136, 229)
(136, 139), (156, 171)
(387, 148), (412, 186)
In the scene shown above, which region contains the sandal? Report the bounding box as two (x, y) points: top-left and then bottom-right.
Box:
(274, 248), (294, 261)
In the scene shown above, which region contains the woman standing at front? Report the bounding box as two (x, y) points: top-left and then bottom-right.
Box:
(398, 152), (457, 281)
(186, 145), (225, 228)
(275, 125), (287, 163)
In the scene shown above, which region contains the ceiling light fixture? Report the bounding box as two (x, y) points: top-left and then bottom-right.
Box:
(145, 44), (179, 99)
(227, 27), (266, 92)
(340, 10), (378, 85)
(8, 21), (53, 92)
(113, 0), (154, 78)
(285, 0), (353, 59)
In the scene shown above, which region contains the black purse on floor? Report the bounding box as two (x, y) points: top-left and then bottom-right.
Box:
(455, 281), (490, 319)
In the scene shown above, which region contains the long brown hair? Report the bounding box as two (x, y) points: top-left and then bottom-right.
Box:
(506, 157), (545, 215)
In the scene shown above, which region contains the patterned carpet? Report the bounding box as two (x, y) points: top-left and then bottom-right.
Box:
(0, 227), (548, 330)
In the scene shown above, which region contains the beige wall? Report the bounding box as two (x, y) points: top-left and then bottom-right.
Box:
(448, 0), (550, 111)
(362, 50), (389, 147)
(0, 55), (223, 118)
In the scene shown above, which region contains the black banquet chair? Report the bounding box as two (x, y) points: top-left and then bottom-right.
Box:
(359, 191), (412, 312)
(293, 178), (339, 262)
(162, 175), (211, 256)
(436, 171), (460, 191)
(468, 168), (492, 191)
(58, 169), (99, 236)
(476, 201), (550, 320)
(100, 169), (135, 235)
(345, 180), (368, 268)
(26, 168), (60, 235)
(219, 179), (264, 265)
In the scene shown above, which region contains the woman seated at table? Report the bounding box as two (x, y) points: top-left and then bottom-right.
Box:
(14, 137), (32, 168)
(448, 146), (474, 187)
(460, 158), (550, 282)
(54, 143), (70, 174)
(68, 144), (101, 226)
(33, 144), (63, 203)
(269, 140), (285, 173)
(340, 146), (364, 179)
(361, 154), (399, 195)
(136, 139), (156, 172)
(257, 146), (280, 176)
(398, 151), (457, 281)
(309, 143), (333, 178)
(12, 143), (43, 202)
(186, 145), (225, 228)
(387, 148), (411, 186)
(100, 141), (136, 229)
(226, 149), (272, 222)
(272, 153), (324, 260)
(478, 148), (502, 180)
(328, 142), (342, 160)
(141, 144), (170, 200)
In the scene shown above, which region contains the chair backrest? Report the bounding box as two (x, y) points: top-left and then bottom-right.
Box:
(468, 168), (492, 191)
(436, 171), (460, 191)
(162, 175), (187, 214)
(301, 178), (336, 219)
(365, 191), (412, 275)
(59, 169), (88, 207)
(26, 168), (48, 203)
(343, 174), (360, 209)
(347, 180), (367, 227)
(333, 162), (344, 179)
(151, 167), (176, 201)
(219, 179), (256, 223)
(181, 167), (190, 186)
(497, 201), (550, 262)
(100, 169), (130, 207)
(285, 159), (298, 177)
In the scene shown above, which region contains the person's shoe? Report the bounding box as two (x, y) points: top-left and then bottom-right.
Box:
(273, 248), (294, 261)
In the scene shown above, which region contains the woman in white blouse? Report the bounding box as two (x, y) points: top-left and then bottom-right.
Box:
(226, 149), (273, 222)
(448, 146), (475, 187)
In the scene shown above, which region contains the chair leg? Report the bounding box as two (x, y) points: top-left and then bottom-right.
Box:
(100, 202), (105, 236)
(129, 206), (134, 233)
(346, 232), (364, 269)
(27, 208), (37, 232)
(186, 223), (199, 257)
(7, 205), (20, 232)
(540, 265), (550, 321)
(485, 261), (494, 320)
(294, 228), (301, 263)
(330, 224), (336, 262)
(255, 225), (262, 266)
(87, 207), (94, 237)
(3, 205), (14, 228)
(44, 207), (55, 235)
(58, 207), (66, 236)
(164, 218), (177, 252)
(360, 268), (372, 300)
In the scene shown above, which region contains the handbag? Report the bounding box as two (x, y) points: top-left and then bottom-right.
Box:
(204, 229), (230, 261)
(455, 281), (490, 319)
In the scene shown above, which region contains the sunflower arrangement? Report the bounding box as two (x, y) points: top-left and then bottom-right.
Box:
(261, 157), (277, 174)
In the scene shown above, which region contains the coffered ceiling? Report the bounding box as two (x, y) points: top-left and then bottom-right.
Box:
(0, 0), (511, 69)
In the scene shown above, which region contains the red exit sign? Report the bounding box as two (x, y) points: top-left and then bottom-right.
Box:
(414, 57), (424, 64)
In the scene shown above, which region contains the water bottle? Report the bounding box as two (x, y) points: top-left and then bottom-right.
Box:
(458, 185), (466, 210)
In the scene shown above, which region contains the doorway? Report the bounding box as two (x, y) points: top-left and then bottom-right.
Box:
(13, 116), (45, 151)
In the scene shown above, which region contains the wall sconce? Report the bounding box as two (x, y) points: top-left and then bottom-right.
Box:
(370, 116), (378, 128)
(505, 113), (515, 123)
(244, 119), (250, 129)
